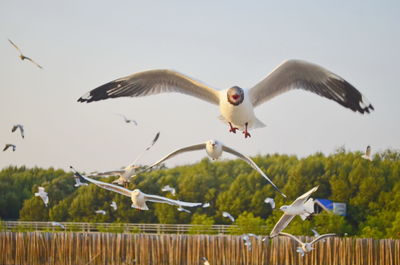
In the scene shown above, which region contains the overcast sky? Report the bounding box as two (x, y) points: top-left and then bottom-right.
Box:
(0, 0), (399, 173)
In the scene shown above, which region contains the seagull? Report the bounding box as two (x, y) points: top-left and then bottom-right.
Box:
(50, 222), (65, 229)
(269, 186), (318, 238)
(34, 187), (49, 207)
(110, 201), (118, 210)
(3, 144), (16, 152)
(222, 211), (235, 222)
(8, 39), (43, 69)
(242, 233), (257, 250)
(144, 139), (286, 197)
(11, 124), (24, 139)
(78, 60), (374, 138)
(202, 257), (210, 265)
(161, 185), (176, 196)
(73, 175), (88, 187)
(115, 113), (138, 125)
(278, 232), (336, 256)
(90, 132), (160, 187)
(264, 197), (275, 209)
(361, 145), (373, 161)
(71, 166), (202, 211)
(95, 210), (106, 215)
(202, 202), (211, 208)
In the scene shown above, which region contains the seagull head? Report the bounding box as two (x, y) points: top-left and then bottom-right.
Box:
(227, 86), (244, 106)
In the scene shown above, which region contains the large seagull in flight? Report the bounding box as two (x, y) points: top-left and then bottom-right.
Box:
(78, 60), (374, 138)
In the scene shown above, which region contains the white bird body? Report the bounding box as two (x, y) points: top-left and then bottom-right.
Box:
(145, 139), (286, 197)
(95, 210), (106, 215)
(74, 177), (88, 187)
(264, 197), (275, 209)
(34, 187), (49, 207)
(218, 88), (261, 130)
(279, 232), (336, 255)
(161, 185), (176, 196)
(78, 60), (374, 138)
(205, 140), (223, 160)
(361, 145), (373, 161)
(222, 211), (235, 222)
(110, 201), (117, 210)
(51, 222), (65, 229)
(270, 186), (318, 238)
(71, 166), (202, 211)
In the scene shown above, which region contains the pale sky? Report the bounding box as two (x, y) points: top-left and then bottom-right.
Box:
(0, 0), (399, 173)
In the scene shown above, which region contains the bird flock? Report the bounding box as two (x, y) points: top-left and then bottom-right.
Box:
(6, 38), (376, 261)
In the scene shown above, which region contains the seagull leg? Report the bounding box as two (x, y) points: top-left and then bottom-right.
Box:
(242, 123), (251, 138)
(228, 122), (239, 133)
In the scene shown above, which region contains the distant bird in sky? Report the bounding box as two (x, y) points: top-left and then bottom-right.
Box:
(161, 185), (176, 196)
(269, 186), (318, 238)
(361, 145), (373, 161)
(264, 197), (275, 209)
(144, 139), (286, 197)
(202, 257), (210, 265)
(110, 201), (117, 211)
(115, 113), (137, 125)
(78, 60), (374, 138)
(11, 124), (24, 139)
(3, 144), (16, 152)
(34, 187), (48, 207)
(95, 210), (106, 215)
(222, 211), (235, 222)
(73, 175), (88, 187)
(311, 228), (320, 237)
(71, 166), (202, 211)
(8, 39), (43, 69)
(278, 232), (336, 256)
(50, 222), (65, 229)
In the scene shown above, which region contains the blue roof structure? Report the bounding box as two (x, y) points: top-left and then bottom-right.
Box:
(315, 198), (333, 211)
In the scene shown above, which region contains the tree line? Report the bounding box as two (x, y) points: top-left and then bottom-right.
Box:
(0, 148), (399, 238)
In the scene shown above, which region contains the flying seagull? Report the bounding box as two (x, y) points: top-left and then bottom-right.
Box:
(11, 124), (24, 139)
(3, 144), (16, 152)
(202, 202), (211, 208)
(222, 211), (235, 222)
(242, 233), (257, 251)
(278, 232), (336, 256)
(269, 186), (318, 238)
(78, 60), (374, 138)
(361, 145), (373, 161)
(73, 175), (88, 187)
(264, 197), (275, 209)
(8, 39), (43, 69)
(90, 132), (160, 186)
(115, 113), (138, 125)
(50, 222), (65, 229)
(110, 201), (117, 211)
(34, 186), (49, 207)
(161, 185), (176, 196)
(144, 139), (286, 197)
(71, 166), (202, 210)
(95, 210), (106, 215)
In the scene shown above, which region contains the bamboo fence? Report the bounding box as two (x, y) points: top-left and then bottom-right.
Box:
(0, 232), (399, 265)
